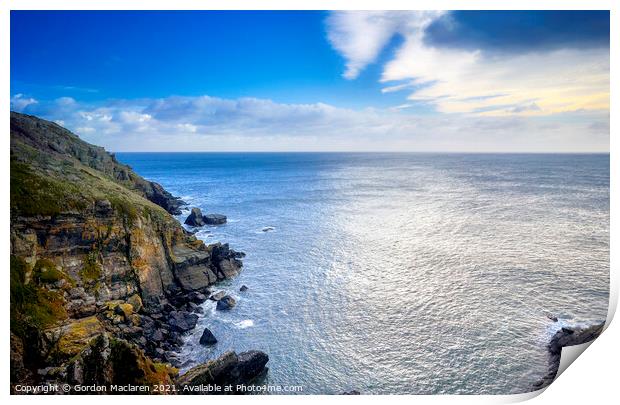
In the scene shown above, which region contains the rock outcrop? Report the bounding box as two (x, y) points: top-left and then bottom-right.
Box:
(533, 322), (605, 389)
(177, 351), (269, 394)
(199, 328), (218, 346)
(216, 295), (237, 311)
(9, 112), (253, 392)
(53, 333), (178, 390)
(204, 214), (227, 225)
(185, 208), (227, 227)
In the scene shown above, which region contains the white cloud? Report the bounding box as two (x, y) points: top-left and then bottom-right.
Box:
(327, 11), (609, 116)
(326, 11), (443, 79)
(21, 94), (609, 153)
(10, 94), (38, 112)
(55, 96), (76, 106)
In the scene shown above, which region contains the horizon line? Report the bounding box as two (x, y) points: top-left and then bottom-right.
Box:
(111, 150), (611, 155)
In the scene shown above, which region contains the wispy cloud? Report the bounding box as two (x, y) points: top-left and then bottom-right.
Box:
(12, 94), (609, 153)
(10, 94), (38, 112)
(326, 11), (609, 116)
(326, 11), (443, 80)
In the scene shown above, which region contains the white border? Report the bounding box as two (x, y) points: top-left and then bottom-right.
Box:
(2, 1), (616, 404)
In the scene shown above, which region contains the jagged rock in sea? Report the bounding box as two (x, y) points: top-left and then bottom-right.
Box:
(185, 207), (206, 227)
(199, 328), (218, 346)
(185, 208), (227, 227)
(9, 112), (256, 392)
(204, 213), (227, 225)
(239, 285), (249, 292)
(177, 350), (269, 394)
(216, 295), (237, 310)
(533, 322), (605, 389)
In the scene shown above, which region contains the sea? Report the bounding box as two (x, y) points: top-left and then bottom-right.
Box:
(115, 152), (609, 395)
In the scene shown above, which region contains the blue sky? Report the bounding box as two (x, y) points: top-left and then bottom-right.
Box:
(10, 11), (610, 152)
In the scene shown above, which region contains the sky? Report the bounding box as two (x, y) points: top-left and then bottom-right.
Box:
(10, 10), (610, 152)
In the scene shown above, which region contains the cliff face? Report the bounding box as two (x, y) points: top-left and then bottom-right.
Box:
(10, 112), (245, 390)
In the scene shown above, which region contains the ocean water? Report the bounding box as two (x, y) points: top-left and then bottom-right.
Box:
(116, 152), (609, 394)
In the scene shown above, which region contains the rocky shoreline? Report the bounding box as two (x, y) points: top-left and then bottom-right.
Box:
(533, 322), (605, 390)
(10, 112), (269, 393)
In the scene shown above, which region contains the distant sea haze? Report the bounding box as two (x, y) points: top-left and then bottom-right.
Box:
(117, 152), (609, 394)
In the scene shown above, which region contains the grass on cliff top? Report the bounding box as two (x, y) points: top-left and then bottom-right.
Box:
(11, 160), (88, 216)
(11, 156), (175, 229)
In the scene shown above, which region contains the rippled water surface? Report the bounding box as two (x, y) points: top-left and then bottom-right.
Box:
(116, 153), (609, 394)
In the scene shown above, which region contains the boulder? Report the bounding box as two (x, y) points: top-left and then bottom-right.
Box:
(171, 244), (218, 291)
(236, 350), (269, 381)
(210, 243), (243, 279)
(177, 350), (269, 393)
(53, 316), (105, 359)
(239, 285), (249, 292)
(185, 208), (206, 227)
(168, 311), (199, 333)
(210, 291), (226, 301)
(114, 303), (134, 319)
(184, 209), (227, 227)
(127, 294), (143, 313)
(199, 328), (218, 346)
(188, 291), (208, 304)
(204, 214), (227, 225)
(216, 295), (236, 311)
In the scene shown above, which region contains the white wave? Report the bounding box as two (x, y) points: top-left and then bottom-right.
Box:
(234, 319), (254, 329)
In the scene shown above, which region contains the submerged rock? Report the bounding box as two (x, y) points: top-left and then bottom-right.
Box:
(199, 328), (218, 346)
(216, 295), (236, 311)
(239, 285), (249, 292)
(177, 350), (269, 394)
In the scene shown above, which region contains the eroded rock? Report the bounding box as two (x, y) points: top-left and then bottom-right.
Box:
(177, 350), (269, 394)
(216, 295), (236, 311)
(199, 328), (218, 346)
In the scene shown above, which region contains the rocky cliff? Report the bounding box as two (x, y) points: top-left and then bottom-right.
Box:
(10, 112), (263, 393)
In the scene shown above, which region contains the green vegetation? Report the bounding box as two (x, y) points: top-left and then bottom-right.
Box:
(109, 196), (139, 227)
(79, 252), (102, 295)
(109, 338), (178, 386)
(10, 160), (88, 216)
(10, 256), (67, 338)
(32, 258), (75, 286)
